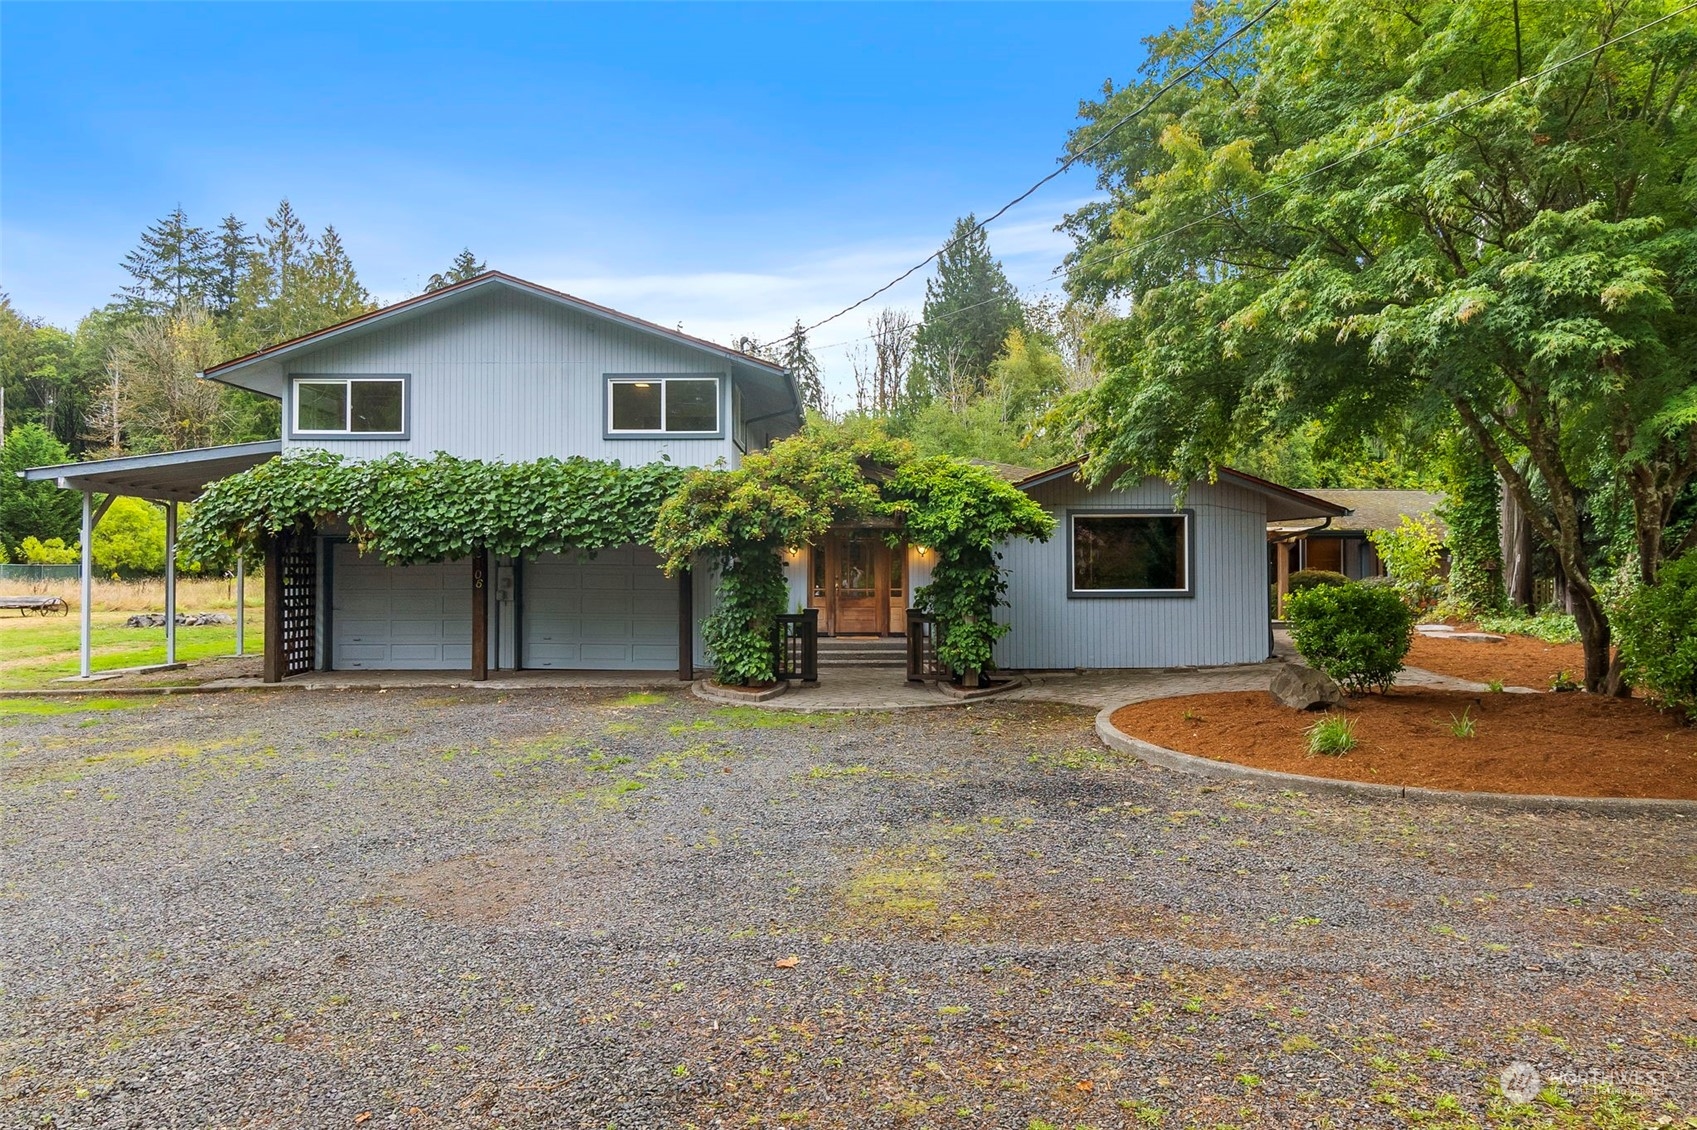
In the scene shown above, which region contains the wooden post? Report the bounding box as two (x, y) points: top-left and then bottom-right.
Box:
(262, 537), (282, 684)
(471, 550), (489, 681)
(677, 566), (693, 681)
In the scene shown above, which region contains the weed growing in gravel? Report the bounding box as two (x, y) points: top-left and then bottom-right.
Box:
(805, 763), (874, 780)
(709, 706), (840, 728)
(1486, 678), (1505, 693)
(0, 697), (151, 717)
(1304, 714), (1357, 756)
(1447, 707), (1477, 739)
(607, 692), (668, 708)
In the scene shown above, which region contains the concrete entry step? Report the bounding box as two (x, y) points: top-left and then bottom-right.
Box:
(818, 636), (906, 668)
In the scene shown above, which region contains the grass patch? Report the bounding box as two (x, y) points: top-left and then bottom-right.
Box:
(0, 611), (263, 690)
(1476, 609), (1581, 644)
(1304, 713), (1357, 756)
(709, 706), (840, 728)
(0, 696), (152, 718)
(842, 859), (947, 922)
(607, 692), (668, 708)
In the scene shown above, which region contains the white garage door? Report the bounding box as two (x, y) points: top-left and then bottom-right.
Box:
(522, 546), (677, 670)
(332, 544), (471, 670)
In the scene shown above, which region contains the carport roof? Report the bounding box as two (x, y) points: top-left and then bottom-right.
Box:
(19, 440), (281, 503)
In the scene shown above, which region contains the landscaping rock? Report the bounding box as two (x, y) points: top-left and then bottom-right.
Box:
(124, 612), (234, 628)
(1269, 663), (1343, 710)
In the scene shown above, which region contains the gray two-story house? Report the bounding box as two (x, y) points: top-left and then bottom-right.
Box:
(27, 270), (1346, 682)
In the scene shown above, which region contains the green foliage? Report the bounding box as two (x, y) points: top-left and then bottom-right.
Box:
(0, 423), (80, 552)
(1437, 441), (1506, 617)
(1304, 713), (1357, 756)
(1286, 583), (1415, 695)
(1448, 707), (1476, 739)
(181, 450), (684, 567)
(1287, 568), (1349, 595)
(92, 496), (167, 575)
(426, 248), (486, 292)
(1060, 0), (1697, 692)
(653, 421), (1052, 684)
(1475, 609), (1581, 644)
(894, 329), (1075, 467)
(1366, 516), (1446, 611)
(1613, 551), (1697, 718)
(16, 536), (79, 565)
(912, 215), (1025, 403)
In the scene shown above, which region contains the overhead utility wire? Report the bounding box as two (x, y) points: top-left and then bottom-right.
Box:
(778, 0), (1287, 344)
(797, 0), (1697, 358)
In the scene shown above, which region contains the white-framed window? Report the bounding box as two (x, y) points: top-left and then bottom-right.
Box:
(291, 376), (406, 435)
(1069, 511), (1191, 596)
(607, 375), (721, 435)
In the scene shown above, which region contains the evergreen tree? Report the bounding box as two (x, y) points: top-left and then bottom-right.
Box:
(912, 215), (1024, 406)
(117, 208), (213, 315)
(209, 214), (251, 316)
(306, 226), (373, 321)
(426, 248), (487, 291)
(226, 201), (376, 354)
(776, 320), (825, 414)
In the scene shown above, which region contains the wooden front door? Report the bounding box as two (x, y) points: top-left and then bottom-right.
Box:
(811, 530), (904, 636)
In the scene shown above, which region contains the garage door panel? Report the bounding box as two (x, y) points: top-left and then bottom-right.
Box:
(332, 544), (471, 670)
(522, 547), (677, 670)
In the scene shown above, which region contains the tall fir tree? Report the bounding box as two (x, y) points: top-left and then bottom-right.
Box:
(912, 215), (1024, 406)
(426, 248), (487, 291)
(776, 320), (825, 414)
(209, 214), (252, 317)
(116, 207), (213, 315)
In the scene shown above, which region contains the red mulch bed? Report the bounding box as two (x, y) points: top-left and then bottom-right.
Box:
(1110, 688), (1697, 800)
(1404, 630), (1586, 689)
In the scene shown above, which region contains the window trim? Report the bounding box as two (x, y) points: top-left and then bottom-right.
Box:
(604, 373), (726, 439)
(287, 373), (410, 439)
(1065, 508), (1196, 600)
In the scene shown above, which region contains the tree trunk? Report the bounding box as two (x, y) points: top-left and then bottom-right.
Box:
(1568, 586), (1614, 694)
(1497, 474), (1536, 611)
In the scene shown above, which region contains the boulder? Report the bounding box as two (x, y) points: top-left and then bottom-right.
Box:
(1269, 664), (1343, 710)
(124, 612), (234, 628)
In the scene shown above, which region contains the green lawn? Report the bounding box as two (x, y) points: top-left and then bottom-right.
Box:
(0, 612), (263, 689)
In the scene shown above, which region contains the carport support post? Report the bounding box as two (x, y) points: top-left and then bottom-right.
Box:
(164, 502), (177, 665)
(471, 549), (489, 681)
(234, 556), (246, 656)
(79, 490), (93, 679)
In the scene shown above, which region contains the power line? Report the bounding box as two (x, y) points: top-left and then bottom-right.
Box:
(799, 0), (1696, 358)
(782, 0), (1286, 344)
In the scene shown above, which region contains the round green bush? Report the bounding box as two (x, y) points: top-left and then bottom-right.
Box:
(1614, 552), (1697, 721)
(1285, 582), (1415, 695)
(1288, 568), (1350, 594)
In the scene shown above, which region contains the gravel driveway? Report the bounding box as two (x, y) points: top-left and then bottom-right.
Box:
(3, 688), (1694, 1128)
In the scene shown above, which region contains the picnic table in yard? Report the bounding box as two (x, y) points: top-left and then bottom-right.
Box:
(0, 595), (70, 616)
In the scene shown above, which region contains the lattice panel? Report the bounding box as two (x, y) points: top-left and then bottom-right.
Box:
(276, 532), (317, 678)
(773, 611), (818, 682)
(906, 611), (947, 681)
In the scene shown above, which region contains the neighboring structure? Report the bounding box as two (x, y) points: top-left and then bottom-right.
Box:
(24, 271), (1350, 680)
(1266, 488), (1447, 608)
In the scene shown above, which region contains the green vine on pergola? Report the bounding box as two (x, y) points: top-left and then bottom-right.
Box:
(652, 425), (1054, 685)
(180, 449), (686, 565)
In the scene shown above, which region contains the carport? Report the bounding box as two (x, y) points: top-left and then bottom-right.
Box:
(19, 441), (281, 679)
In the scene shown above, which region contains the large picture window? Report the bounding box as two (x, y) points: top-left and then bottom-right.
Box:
(1070, 512), (1190, 596)
(291, 376), (406, 435)
(607, 376), (721, 435)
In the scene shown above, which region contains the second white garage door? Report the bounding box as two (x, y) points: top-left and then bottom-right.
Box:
(522, 546), (677, 670)
(332, 544), (472, 670)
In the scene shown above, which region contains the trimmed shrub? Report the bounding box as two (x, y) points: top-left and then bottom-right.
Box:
(1614, 552), (1697, 721)
(1288, 568), (1350, 595)
(1285, 582), (1415, 695)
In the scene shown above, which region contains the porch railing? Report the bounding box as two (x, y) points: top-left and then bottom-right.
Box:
(773, 609), (819, 683)
(905, 610), (949, 682)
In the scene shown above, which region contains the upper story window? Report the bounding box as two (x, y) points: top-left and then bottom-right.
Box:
(607, 375), (721, 435)
(1070, 511), (1191, 597)
(292, 376), (406, 435)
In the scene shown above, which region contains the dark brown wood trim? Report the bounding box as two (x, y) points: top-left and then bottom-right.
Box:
(262, 537), (282, 684)
(471, 550), (489, 681)
(678, 565), (694, 681)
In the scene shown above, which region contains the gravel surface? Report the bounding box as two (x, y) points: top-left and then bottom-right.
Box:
(3, 688), (1695, 1128)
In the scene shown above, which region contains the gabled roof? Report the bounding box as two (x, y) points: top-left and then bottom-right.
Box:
(1292, 489), (1447, 534)
(201, 271), (795, 405)
(1015, 460), (1350, 522)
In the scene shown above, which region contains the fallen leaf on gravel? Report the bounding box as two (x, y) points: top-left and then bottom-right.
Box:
(774, 955), (799, 968)
(1076, 1080), (1094, 1093)
(353, 1114), (372, 1125)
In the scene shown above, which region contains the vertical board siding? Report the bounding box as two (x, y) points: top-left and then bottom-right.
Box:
(995, 477), (1271, 669)
(280, 287), (742, 467)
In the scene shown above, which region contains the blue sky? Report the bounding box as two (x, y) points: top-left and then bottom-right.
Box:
(2, 1), (1184, 399)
